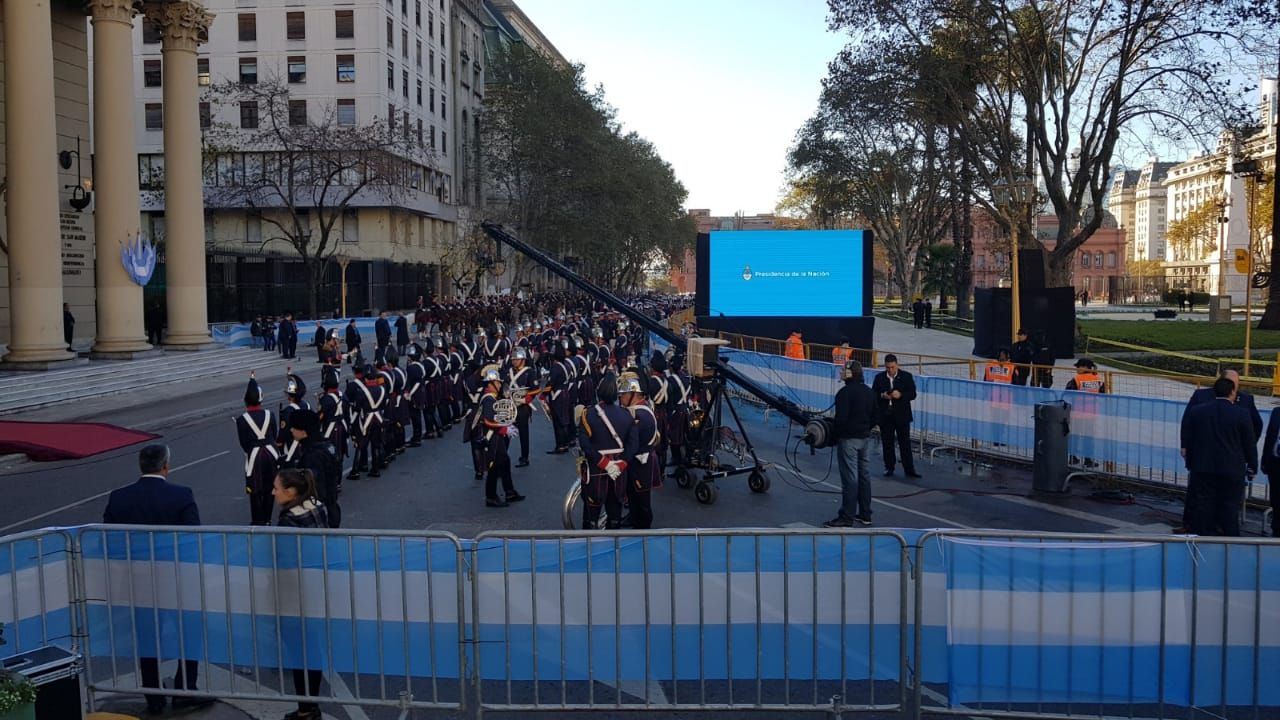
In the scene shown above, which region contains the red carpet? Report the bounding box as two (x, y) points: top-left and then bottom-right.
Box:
(0, 421), (159, 462)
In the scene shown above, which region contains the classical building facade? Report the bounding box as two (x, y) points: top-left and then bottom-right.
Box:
(971, 210), (1127, 301)
(1, 0), (223, 365)
(668, 210), (780, 294)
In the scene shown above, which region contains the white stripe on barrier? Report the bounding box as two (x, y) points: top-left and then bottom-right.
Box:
(0, 561), (72, 621)
(946, 589), (1196, 646)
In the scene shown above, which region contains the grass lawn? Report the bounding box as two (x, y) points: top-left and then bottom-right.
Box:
(1079, 319), (1280, 351)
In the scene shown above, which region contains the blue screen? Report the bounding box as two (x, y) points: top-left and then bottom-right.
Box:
(708, 229), (866, 317)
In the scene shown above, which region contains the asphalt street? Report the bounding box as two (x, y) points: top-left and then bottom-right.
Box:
(0, 361), (1192, 538)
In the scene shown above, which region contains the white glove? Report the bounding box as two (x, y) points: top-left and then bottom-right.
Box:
(605, 461), (622, 481)
(508, 427), (519, 438)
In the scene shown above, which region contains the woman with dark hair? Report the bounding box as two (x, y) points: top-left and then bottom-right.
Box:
(272, 469), (329, 719)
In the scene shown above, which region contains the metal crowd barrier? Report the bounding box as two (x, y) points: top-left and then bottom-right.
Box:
(6, 525), (1280, 720)
(470, 529), (910, 716)
(74, 525), (467, 715)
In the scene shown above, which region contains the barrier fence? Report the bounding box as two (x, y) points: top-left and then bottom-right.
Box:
(650, 334), (1270, 507)
(5, 525), (1280, 719)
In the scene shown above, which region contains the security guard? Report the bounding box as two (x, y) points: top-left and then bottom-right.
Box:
(278, 372), (310, 464)
(983, 348), (1015, 383)
(831, 338), (853, 368)
(1010, 328), (1034, 386)
(1066, 358), (1106, 393)
(620, 371), (661, 529)
(236, 374), (279, 525)
(477, 364), (526, 507)
(577, 374), (637, 529)
(506, 347), (536, 467)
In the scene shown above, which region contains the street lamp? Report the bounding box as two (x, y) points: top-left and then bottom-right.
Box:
(993, 179), (1036, 341)
(335, 254), (351, 319)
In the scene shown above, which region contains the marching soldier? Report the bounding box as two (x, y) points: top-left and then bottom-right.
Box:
(665, 354), (691, 474)
(465, 328), (484, 365)
(278, 372), (310, 464)
(343, 364), (367, 479)
(477, 364), (526, 507)
(405, 343), (429, 446)
(462, 359), (487, 480)
(318, 364), (348, 467)
(506, 348), (536, 467)
(577, 374), (637, 529)
(282, 409), (342, 528)
(236, 374), (279, 525)
(438, 336), (459, 430)
(547, 340), (574, 454)
(351, 363), (387, 478)
(647, 352), (671, 467)
(620, 371), (661, 529)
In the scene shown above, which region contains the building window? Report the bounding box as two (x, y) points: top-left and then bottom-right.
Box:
(337, 55), (356, 82)
(429, 49), (434, 74)
(240, 101), (259, 129)
(199, 102), (211, 129)
(198, 58), (210, 86)
(417, 119), (423, 144)
(1106, 252), (1117, 269)
(1081, 252), (1090, 268)
(246, 212), (263, 243)
(336, 10), (355, 39)
(416, 0), (422, 26)
(417, 39), (423, 67)
(440, 21), (445, 46)
(442, 131), (447, 155)
(402, 0), (408, 14)
(388, 103), (395, 130)
(1094, 252), (1103, 268)
(144, 59), (162, 88)
(289, 100), (307, 127)
(416, 78), (423, 105)
(440, 57), (445, 81)
(402, 30), (409, 58)
(145, 103), (163, 130)
(387, 60), (395, 90)
(142, 17), (161, 44)
(429, 87), (435, 112)
(337, 98), (356, 126)
(288, 56), (306, 84)
(343, 209), (359, 243)
(430, 125), (435, 149)
(387, 17), (394, 46)
(238, 13), (256, 42)
(402, 69), (409, 98)
(239, 57), (258, 84)
(403, 111), (410, 138)
(286, 12), (306, 40)
(441, 94), (446, 118)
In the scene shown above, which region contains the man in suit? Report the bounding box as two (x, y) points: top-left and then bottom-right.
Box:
(1179, 368), (1262, 531)
(1181, 377), (1257, 536)
(103, 445), (213, 715)
(375, 311), (393, 355)
(871, 354), (921, 478)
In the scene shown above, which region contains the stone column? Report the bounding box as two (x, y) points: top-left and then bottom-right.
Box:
(89, 0), (152, 357)
(2, 0), (75, 366)
(150, 1), (215, 349)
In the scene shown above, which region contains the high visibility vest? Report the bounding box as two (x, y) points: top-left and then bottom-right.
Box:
(832, 346), (852, 366)
(983, 361), (1014, 383)
(784, 335), (805, 360)
(1073, 372), (1104, 393)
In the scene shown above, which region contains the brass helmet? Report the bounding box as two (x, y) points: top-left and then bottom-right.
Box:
(618, 371), (644, 396)
(481, 364), (503, 384)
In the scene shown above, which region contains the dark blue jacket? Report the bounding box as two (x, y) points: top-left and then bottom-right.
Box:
(1181, 399), (1257, 476)
(1261, 407), (1280, 476)
(103, 475), (201, 526)
(1184, 387), (1262, 439)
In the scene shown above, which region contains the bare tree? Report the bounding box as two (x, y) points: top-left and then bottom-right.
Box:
(204, 78), (426, 316)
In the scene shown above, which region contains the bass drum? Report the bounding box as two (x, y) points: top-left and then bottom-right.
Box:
(561, 479), (608, 530)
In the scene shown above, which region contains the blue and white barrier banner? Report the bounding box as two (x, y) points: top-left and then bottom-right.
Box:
(0, 532), (74, 655)
(472, 534), (907, 682)
(921, 535), (1280, 708)
(213, 314), (414, 349)
(78, 529), (464, 677)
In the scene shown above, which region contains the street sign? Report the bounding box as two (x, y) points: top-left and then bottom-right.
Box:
(1235, 248), (1249, 274)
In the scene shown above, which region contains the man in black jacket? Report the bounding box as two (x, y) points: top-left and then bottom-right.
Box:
(1181, 377), (1257, 536)
(284, 409), (341, 528)
(871, 354), (921, 478)
(103, 445), (213, 714)
(375, 311), (392, 354)
(345, 319), (362, 361)
(1180, 368), (1262, 532)
(1010, 328), (1033, 386)
(825, 360), (879, 527)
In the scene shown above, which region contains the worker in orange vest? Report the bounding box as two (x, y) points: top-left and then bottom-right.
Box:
(983, 348), (1015, 383)
(831, 338), (853, 367)
(1066, 358), (1106, 393)
(784, 330), (805, 360)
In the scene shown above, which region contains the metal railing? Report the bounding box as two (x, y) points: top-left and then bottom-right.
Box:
(6, 525), (1280, 719)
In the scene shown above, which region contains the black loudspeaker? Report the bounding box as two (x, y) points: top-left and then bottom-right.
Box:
(1018, 248), (1046, 290)
(973, 287), (1075, 359)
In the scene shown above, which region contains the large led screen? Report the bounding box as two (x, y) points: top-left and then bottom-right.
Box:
(705, 229), (869, 317)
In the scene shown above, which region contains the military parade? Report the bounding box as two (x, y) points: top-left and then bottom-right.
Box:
(234, 293), (693, 529)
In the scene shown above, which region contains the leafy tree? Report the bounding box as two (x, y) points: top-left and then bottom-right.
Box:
(1166, 199), (1222, 260)
(922, 243), (960, 310)
(203, 78), (421, 317)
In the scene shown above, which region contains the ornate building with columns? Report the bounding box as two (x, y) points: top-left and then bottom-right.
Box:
(0, 0), (216, 367)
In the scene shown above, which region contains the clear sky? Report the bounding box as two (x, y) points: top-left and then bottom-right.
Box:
(514, 0), (849, 217)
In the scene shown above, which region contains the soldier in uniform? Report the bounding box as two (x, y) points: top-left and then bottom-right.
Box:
(405, 344), (429, 446)
(647, 352), (671, 468)
(620, 371), (661, 529)
(318, 364), (348, 467)
(572, 336), (593, 408)
(506, 347), (536, 467)
(476, 364), (526, 507)
(282, 409), (342, 528)
(236, 374), (279, 526)
(577, 374), (637, 529)
(665, 354), (691, 474)
(343, 364), (367, 479)
(278, 373), (310, 465)
(351, 363), (387, 478)
(546, 339), (574, 454)
(445, 337), (465, 429)
(387, 348), (410, 456)
(461, 359), (487, 480)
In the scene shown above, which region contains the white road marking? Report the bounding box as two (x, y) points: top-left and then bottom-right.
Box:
(764, 460), (973, 529)
(324, 673), (372, 720)
(0, 450), (230, 534)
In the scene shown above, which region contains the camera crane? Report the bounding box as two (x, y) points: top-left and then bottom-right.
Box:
(480, 223), (839, 520)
